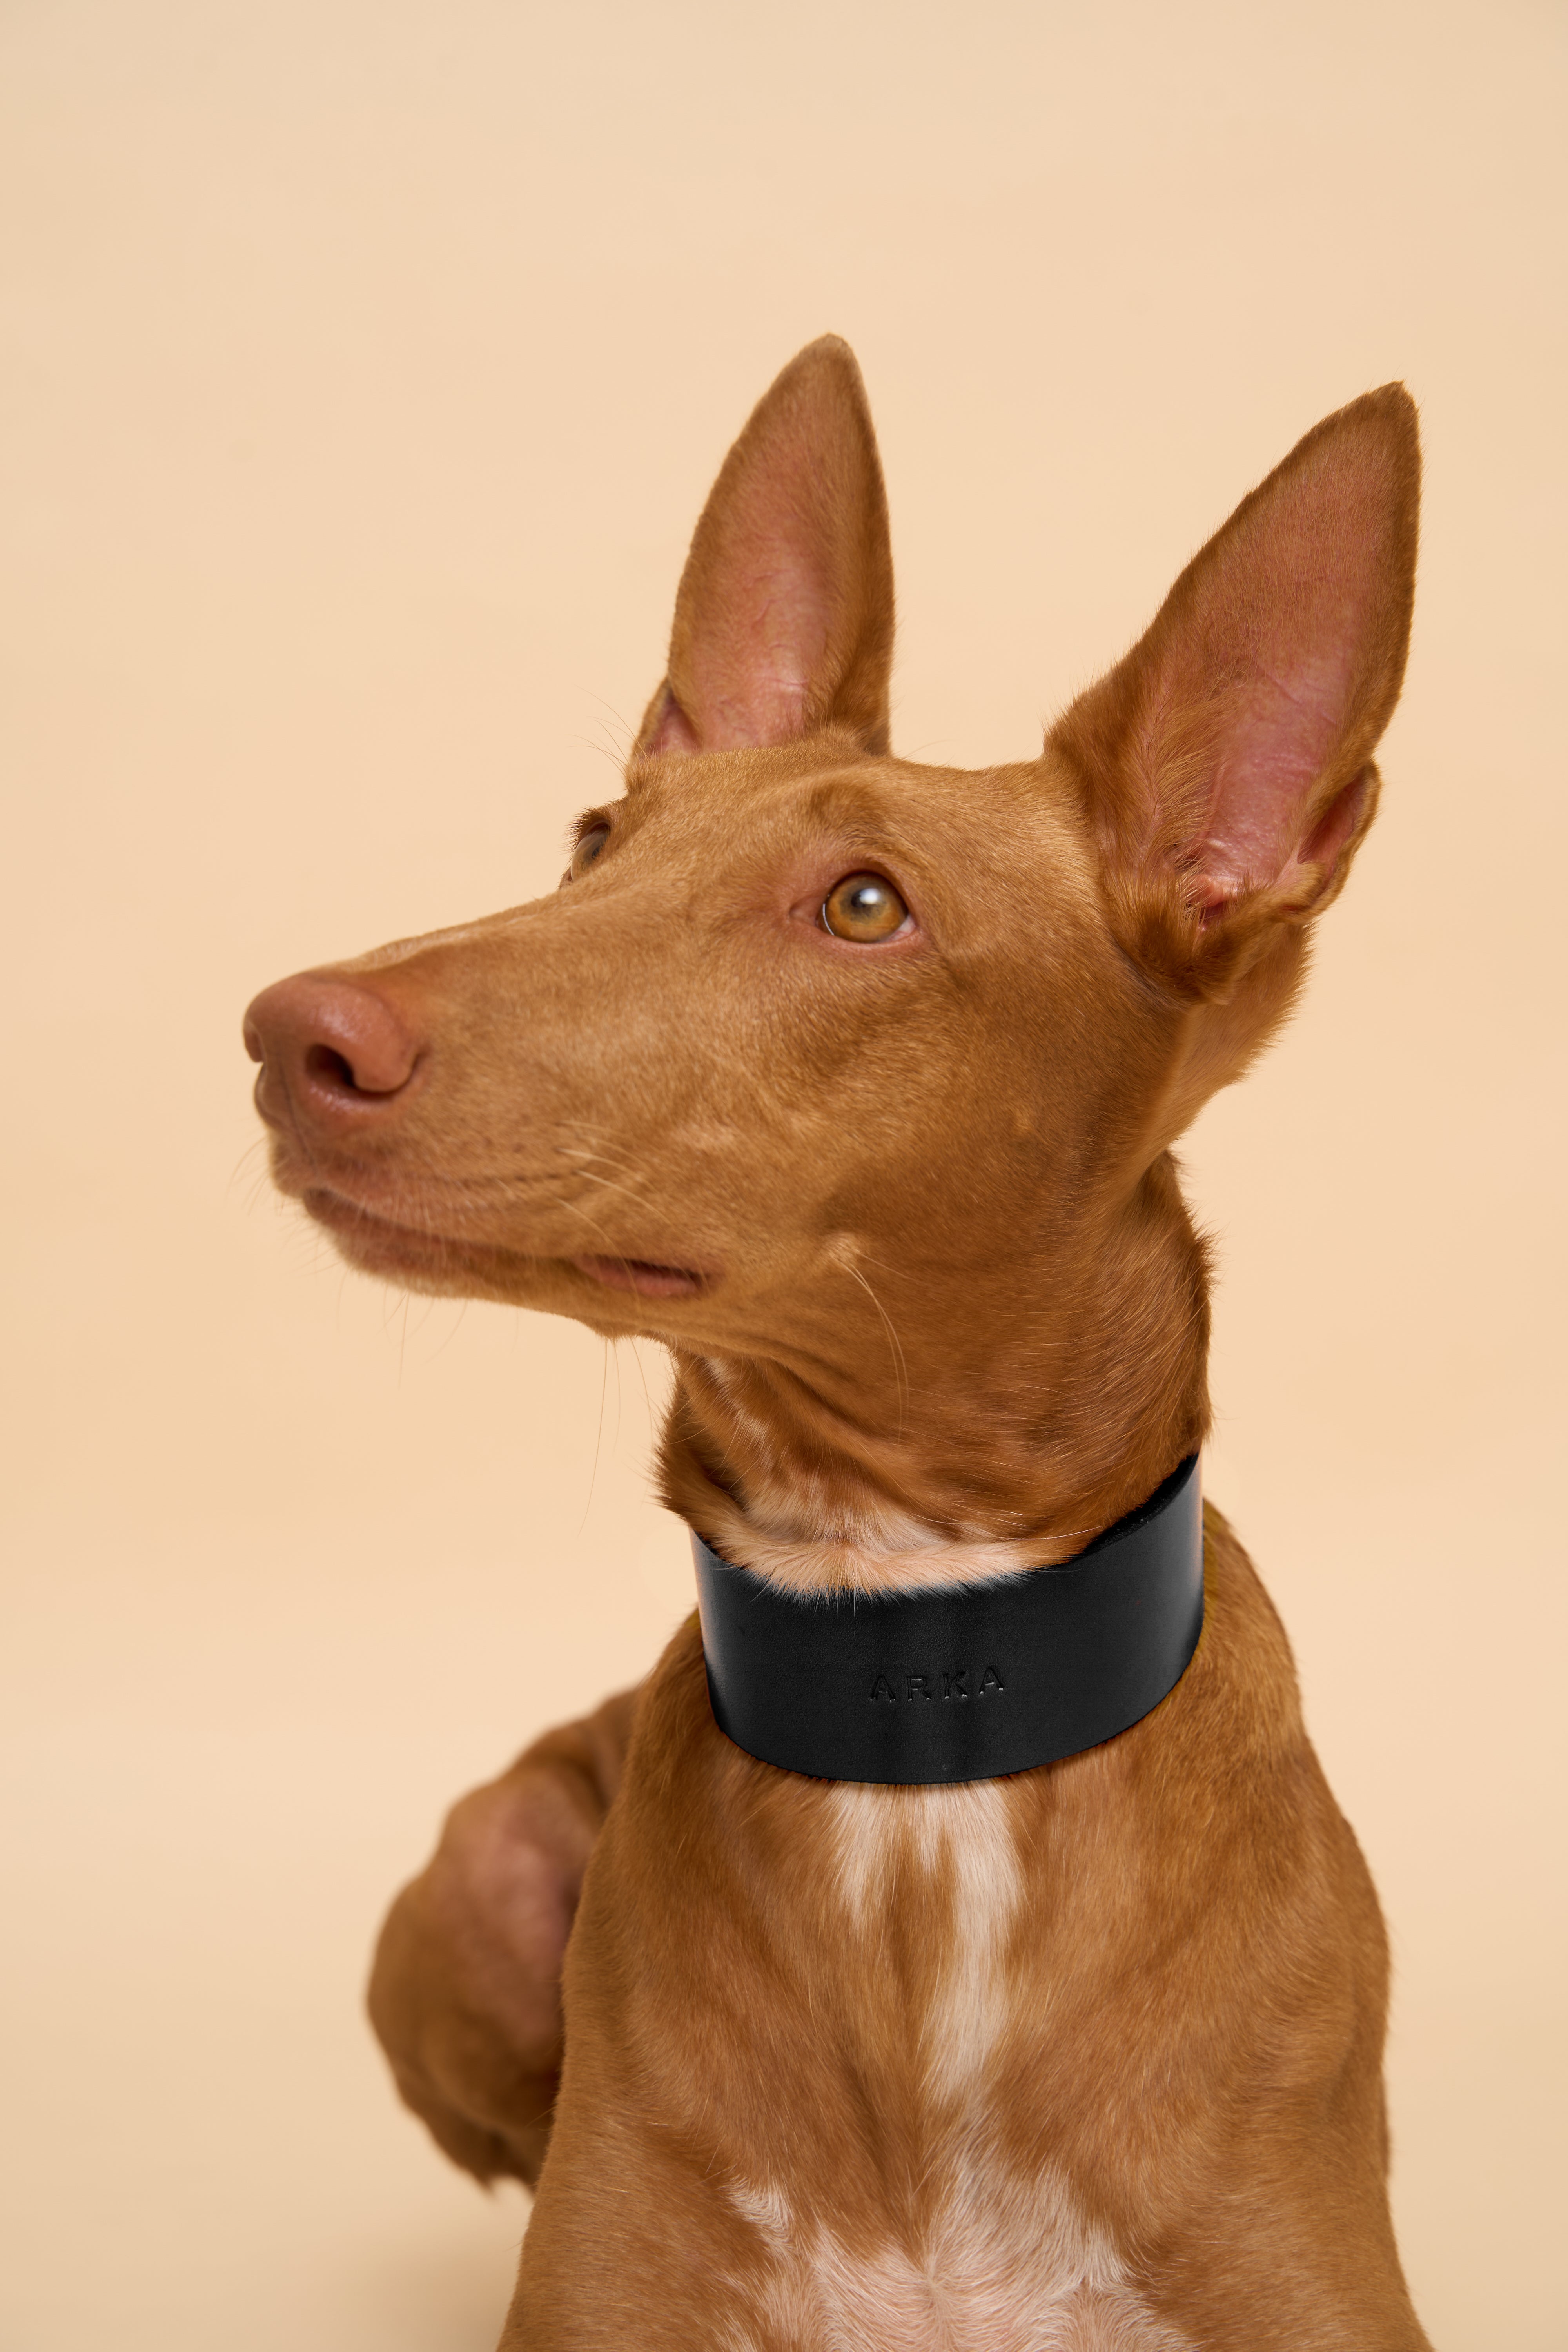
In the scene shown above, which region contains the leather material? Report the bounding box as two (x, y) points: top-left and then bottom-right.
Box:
(692, 1455), (1203, 1784)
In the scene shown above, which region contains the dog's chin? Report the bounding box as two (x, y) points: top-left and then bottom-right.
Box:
(298, 1187), (508, 1290)
(296, 1188), (711, 1309)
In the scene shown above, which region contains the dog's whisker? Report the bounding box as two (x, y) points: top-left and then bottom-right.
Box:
(835, 1258), (910, 1441)
(577, 1337), (613, 1537)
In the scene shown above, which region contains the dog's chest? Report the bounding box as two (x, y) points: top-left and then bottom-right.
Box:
(828, 1780), (1022, 2099)
(723, 2170), (1192, 2352)
(717, 1785), (1191, 2352)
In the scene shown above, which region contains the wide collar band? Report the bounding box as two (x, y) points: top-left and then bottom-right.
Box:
(691, 1455), (1203, 1785)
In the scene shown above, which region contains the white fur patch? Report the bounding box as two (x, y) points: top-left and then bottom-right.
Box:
(829, 1781), (1021, 2103)
(701, 1476), (1081, 1596)
(701, 1789), (1196, 2348)
(722, 2165), (1193, 2351)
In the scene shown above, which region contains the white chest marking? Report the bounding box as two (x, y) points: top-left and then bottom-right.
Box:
(829, 1780), (1021, 2104)
(717, 1775), (1189, 2348)
(724, 2167), (1194, 2351)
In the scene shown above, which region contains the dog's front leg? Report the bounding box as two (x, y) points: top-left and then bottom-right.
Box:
(367, 1685), (641, 2187)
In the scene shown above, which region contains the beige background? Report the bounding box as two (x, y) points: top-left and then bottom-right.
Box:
(2, 2), (1564, 2345)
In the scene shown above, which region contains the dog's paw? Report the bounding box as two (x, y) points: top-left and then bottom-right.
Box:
(367, 1687), (639, 2187)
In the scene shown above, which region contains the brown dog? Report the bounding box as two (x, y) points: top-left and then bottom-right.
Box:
(245, 338), (1428, 2348)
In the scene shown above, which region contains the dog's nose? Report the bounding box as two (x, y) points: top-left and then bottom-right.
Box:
(244, 974), (424, 1129)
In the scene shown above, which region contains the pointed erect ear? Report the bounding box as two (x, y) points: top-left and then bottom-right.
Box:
(1052, 387), (1420, 990)
(633, 337), (896, 758)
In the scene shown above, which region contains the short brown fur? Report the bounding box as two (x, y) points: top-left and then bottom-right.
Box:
(246, 337), (1428, 2346)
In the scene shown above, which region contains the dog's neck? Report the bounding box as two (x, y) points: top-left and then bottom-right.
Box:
(659, 1163), (1211, 1597)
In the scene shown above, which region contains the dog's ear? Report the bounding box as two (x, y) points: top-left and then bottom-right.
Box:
(1052, 387), (1419, 995)
(633, 336), (895, 758)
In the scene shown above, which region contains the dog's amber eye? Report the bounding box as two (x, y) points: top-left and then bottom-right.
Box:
(569, 825), (611, 880)
(821, 872), (909, 943)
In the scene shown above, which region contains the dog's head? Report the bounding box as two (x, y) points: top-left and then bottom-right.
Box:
(245, 339), (1417, 1552)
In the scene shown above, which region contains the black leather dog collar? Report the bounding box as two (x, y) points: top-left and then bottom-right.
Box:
(692, 1455), (1203, 1784)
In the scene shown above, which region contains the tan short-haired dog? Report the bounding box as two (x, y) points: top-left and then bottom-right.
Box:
(246, 339), (1429, 2348)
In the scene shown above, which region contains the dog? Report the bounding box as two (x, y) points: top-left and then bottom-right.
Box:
(245, 337), (1429, 2348)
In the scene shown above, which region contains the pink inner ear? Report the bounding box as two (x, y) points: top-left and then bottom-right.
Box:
(1191, 657), (1350, 900)
(641, 687), (701, 758)
(642, 336), (893, 759)
(682, 474), (838, 750)
(1145, 426), (1401, 909)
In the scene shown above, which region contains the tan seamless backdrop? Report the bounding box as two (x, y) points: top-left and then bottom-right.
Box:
(2, 3), (1564, 2347)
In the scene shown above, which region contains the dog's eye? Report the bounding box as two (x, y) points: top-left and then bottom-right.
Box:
(568, 825), (611, 880)
(821, 872), (909, 943)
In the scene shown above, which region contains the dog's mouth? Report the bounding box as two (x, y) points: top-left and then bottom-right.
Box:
(300, 1187), (482, 1278)
(298, 1188), (710, 1300)
(567, 1254), (707, 1299)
